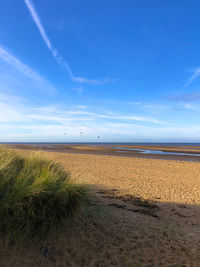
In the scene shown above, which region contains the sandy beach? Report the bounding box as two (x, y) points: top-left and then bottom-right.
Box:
(1, 147), (200, 266)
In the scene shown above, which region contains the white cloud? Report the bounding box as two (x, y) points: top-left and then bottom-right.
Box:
(24, 0), (103, 85)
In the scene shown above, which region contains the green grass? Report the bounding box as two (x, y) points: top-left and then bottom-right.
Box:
(0, 149), (88, 245)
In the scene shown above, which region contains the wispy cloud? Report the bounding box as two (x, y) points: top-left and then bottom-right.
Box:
(169, 91), (200, 102)
(0, 90), (178, 141)
(142, 103), (168, 114)
(0, 100), (199, 142)
(183, 68), (200, 89)
(75, 105), (87, 109)
(182, 103), (195, 110)
(131, 102), (142, 105)
(24, 0), (103, 85)
(0, 90), (167, 127)
(96, 114), (165, 124)
(0, 45), (56, 94)
(70, 86), (84, 93)
(2, 91), (200, 142)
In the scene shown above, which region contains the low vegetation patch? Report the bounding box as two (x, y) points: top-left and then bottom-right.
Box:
(0, 149), (87, 245)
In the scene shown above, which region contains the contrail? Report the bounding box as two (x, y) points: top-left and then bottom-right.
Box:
(24, 0), (102, 85)
(0, 45), (56, 94)
(0, 45), (43, 81)
(182, 68), (200, 89)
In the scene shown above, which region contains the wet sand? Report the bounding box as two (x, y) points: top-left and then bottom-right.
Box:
(1, 147), (200, 266)
(3, 143), (200, 161)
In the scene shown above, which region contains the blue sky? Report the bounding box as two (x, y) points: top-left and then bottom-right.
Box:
(1, 0), (200, 142)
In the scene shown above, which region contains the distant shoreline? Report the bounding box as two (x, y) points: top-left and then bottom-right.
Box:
(2, 143), (200, 162)
(1, 142), (200, 146)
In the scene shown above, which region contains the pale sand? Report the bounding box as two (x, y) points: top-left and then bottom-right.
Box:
(50, 151), (200, 204)
(1, 149), (200, 266)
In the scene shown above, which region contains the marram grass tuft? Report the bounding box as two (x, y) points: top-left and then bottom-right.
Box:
(0, 149), (88, 245)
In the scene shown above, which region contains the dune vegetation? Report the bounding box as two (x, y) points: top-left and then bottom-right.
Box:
(0, 148), (88, 245)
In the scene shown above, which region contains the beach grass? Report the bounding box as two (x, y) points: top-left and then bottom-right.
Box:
(0, 148), (88, 245)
